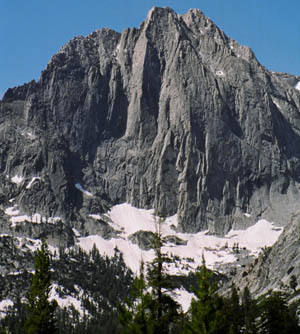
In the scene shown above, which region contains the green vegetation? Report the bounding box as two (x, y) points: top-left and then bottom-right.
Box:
(1, 237), (300, 333)
(119, 228), (183, 334)
(25, 239), (58, 334)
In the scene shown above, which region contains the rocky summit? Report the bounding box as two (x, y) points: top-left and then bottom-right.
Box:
(1, 6), (300, 238)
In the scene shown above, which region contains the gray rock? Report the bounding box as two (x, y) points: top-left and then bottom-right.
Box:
(128, 230), (155, 251)
(232, 212), (300, 296)
(164, 235), (187, 246)
(0, 6), (300, 237)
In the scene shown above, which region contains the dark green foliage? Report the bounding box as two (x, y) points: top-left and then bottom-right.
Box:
(2, 236), (300, 333)
(224, 286), (243, 334)
(119, 224), (183, 334)
(184, 257), (228, 334)
(257, 290), (300, 334)
(25, 239), (58, 334)
(0, 243), (134, 334)
(0, 297), (27, 334)
(119, 261), (154, 334)
(289, 274), (298, 292)
(241, 286), (258, 334)
(54, 245), (134, 333)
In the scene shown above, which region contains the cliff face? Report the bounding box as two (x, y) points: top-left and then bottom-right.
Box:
(232, 212), (300, 295)
(1, 7), (300, 234)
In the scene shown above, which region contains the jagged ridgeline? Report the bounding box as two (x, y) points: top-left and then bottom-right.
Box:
(1, 6), (300, 235)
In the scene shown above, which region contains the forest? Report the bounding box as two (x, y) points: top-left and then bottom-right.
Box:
(1, 235), (300, 334)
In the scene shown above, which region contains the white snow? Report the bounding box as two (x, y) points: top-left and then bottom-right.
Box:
(5, 206), (20, 216)
(244, 213), (251, 218)
(9, 214), (61, 226)
(14, 236), (58, 255)
(295, 82), (300, 91)
(72, 228), (81, 237)
(271, 96), (282, 110)
(26, 177), (41, 189)
(216, 70), (225, 77)
(75, 183), (93, 197)
(225, 219), (282, 256)
(173, 288), (194, 312)
(11, 175), (24, 184)
(77, 203), (283, 275)
(50, 284), (84, 316)
(0, 299), (13, 317)
(89, 214), (102, 220)
(26, 132), (36, 140)
(4, 205), (61, 227)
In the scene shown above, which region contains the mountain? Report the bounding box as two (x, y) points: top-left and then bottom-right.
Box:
(1, 6), (300, 318)
(1, 7), (300, 237)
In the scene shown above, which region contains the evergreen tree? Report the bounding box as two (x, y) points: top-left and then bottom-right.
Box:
(25, 239), (58, 334)
(224, 285), (242, 334)
(119, 260), (154, 334)
(257, 290), (300, 334)
(241, 286), (257, 334)
(184, 256), (227, 334)
(119, 218), (183, 334)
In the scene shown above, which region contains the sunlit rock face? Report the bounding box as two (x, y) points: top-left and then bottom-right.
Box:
(1, 7), (300, 236)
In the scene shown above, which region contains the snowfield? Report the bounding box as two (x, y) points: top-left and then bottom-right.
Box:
(76, 203), (283, 311)
(1, 202), (283, 313)
(78, 203), (283, 274)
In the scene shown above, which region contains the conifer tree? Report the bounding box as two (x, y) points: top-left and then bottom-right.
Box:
(257, 290), (300, 334)
(241, 286), (257, 334)
(184, 256), (227, 334)
(225, 285), (242, 334)
(119, 260), (154, 334)
(146, 227), (182, 334)
(119, 217), (182, 334)
(25, 239), (58, 334)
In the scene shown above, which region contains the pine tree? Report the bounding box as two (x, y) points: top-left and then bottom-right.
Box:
(240, 286), (258, 334)
(257, 290), (300, 334)
(184, 256), (227, 334)
(25, 239), (58, 334)
(146, 228), (182, 334)
(119, 218), (183, 334)
(119, 260), (153, 334)
(225, 285), (242, 334)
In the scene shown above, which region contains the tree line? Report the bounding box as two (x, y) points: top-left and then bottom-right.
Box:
(1, 233), (300, 333)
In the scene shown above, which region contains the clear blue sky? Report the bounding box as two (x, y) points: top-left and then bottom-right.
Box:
(1, 0), (299, 98)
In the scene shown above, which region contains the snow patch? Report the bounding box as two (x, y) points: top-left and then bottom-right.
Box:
(89, 214), (102, 220)
(225, 219), (282, 256)
(5, 206), (20, 216)
(5, 205), (61, 227)
(11, 175), (24, 184)
(173, 289), (194, 312)
(216, 70), (225, 77)
(14, 236), (58, 255)
(271, 96), (282, 110)
(26, 177), (41, 189)
(50, 284), (84, 316)
(78, 204), (283, 275)
(0, 299), (13, 317)
(244, 213), (251, 218)
(26, 132), (36, 140)
(72, 228), (81, 237)
(9, 214), (61, 226)
(75, 183), (93, 197)
(295, 82), (300, 91)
